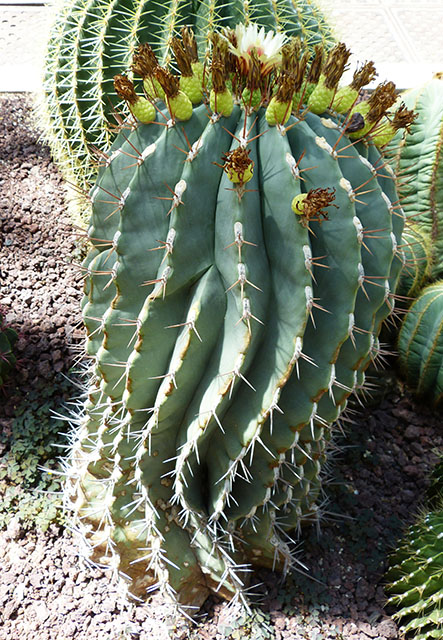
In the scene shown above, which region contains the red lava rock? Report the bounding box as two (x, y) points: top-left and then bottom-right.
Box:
(404, 424), (422, 440)
(376, 619), (398, 638)
(358, 621), (377, 637)
(403, 464), (421, 476)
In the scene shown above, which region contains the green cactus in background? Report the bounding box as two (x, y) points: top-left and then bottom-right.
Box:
(396, 225), (432, 299)
(0, 312), (18, 386)
(64, 26), (413, 608)
(428, 458), (443, 509)
(386, 76), (443, 279)
(385, 460), (443, 640)
(386, 506), (443, 640)
(38, 0), (335, 224)
(383, 77), (443, 405)
(397, 281), (443, 405)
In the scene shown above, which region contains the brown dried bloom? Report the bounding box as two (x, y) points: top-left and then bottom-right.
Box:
(131, 44), (159, 78)
(181, 27), (198, 63)
(295, 188), (337, 226)
(294, 50), (310, 93)
(114, 75), (138, 105)
(306, 45), (324, 84)
(391, 103), (417, 132)
(281, 38), (298, 73)
(171, 37), (193, 77)
(211, 60), (228, 93)
(350, 61), (377, 91)
(323, 42), (351, 90)
(245, 48), (262, 92)
(222, 147), (254, 184)
(275, 70), (296, 103)
(154, 67), (180, 99)
(367, 81), (397, 123)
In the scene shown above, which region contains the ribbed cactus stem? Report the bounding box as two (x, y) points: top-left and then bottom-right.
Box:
(385, 462), (443, 640)
(63, 22), (411, 609)
(386, 76), (443, 278)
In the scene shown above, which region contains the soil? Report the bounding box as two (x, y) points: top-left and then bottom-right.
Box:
(0, 93), (442, 640)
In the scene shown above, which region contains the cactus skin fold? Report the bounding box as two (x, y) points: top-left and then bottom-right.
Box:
(63, 26), (411, 609)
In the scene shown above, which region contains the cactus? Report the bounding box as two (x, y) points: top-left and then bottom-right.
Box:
(38, 0), (335, 224)
(0, 312), (17, 386)
(386, 76), (443, 279)
(428, 458), (443, 509)
(64, 26), (412, 608)
(385, 459), (443, 640)
(385, 505), (443, 640)
(381, 78), (443, 404)
(396, 225), (432, 299)
(397, 281), (443, 405)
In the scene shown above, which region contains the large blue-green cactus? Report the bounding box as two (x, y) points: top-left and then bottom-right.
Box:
(65, 27), (412, 608)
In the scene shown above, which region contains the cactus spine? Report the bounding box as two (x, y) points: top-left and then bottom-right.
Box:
(65, 24), (411, 608)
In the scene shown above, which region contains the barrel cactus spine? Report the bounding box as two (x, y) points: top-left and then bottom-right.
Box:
(38, 0), (336, 225)
(64, 24), (414, 608)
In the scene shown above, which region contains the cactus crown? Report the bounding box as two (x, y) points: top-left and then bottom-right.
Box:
(38, 0), (337, 225)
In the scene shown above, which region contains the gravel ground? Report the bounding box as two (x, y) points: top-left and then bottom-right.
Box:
(0, 93), (441, 640)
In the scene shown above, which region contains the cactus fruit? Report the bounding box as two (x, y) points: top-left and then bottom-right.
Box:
(0, 312), (18, 386)
(65, 25), (413, 608)
(38, 0), (335, 224)
(397, 281), (443, 405)
(385, 459), (443, 640)
(386, 76), (443, 279)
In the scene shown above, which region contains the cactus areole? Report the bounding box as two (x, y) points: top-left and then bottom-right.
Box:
(70, 25), (412, 608)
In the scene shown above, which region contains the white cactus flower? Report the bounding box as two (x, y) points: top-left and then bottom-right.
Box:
(228, 23), (286, 75)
